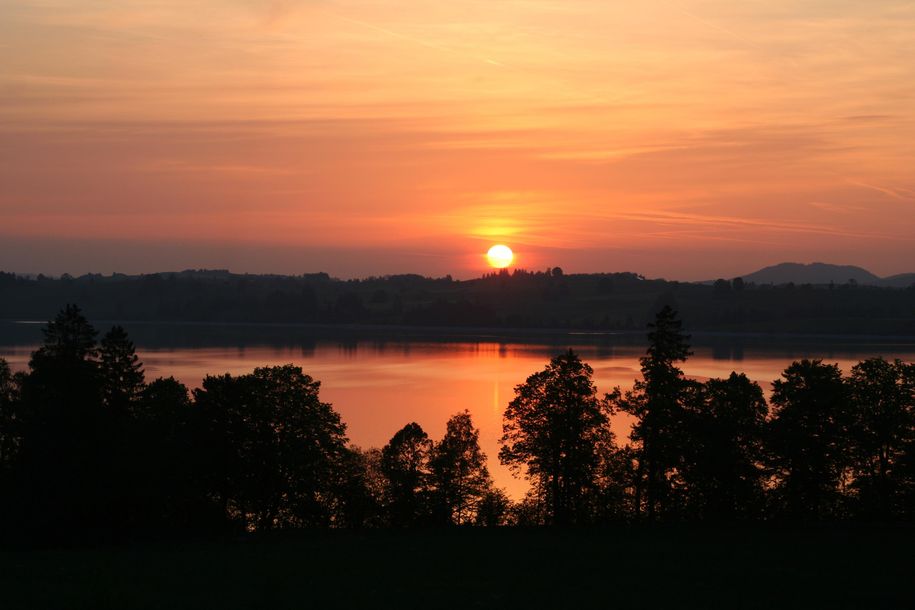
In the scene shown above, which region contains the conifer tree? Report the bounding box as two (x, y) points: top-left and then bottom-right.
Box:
(99, 325), (145, 411)
(430, 411), (492, 525)
(609, 306), (694, 520)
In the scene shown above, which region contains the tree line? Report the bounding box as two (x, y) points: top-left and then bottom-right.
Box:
(0, 305), (913, 544)
(3, 268), (915, 335)
(507, 308), (914, 524)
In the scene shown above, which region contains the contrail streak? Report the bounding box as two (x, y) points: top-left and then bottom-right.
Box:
(846, 179), (915, 201)
(329, 12), (510, 69)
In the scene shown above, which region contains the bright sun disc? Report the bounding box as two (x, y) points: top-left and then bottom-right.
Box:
(486, 244), (514, 268)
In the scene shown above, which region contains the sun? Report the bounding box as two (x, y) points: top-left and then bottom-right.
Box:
(486, 244), (514, 269)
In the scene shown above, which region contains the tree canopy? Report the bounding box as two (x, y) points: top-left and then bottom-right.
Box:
(768, 359), (851, 520)
(500, 349), (615, 525)
(194, 365), (349, 530)
(430, 410), (492, 525)
(381, 422), (433, 527)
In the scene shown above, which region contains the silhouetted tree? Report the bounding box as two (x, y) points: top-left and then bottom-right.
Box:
(194, 365), (349, 530)
(475, 489), (512, 526)
(128, 377), (209, 530)
(0, 359), (20, 475)
(588, 444), (636, 522)
(98, 325), (145, 412)
(847, 358), (915, 519)
(768, 359), (851, 520)
(500, 350), (614, 525)
(429, 411), (492, 525)
(610, 306), (693, 521)
(13, 305), (111, 539)
(8, 299), (915, 539)
(137, 376), (192, 424)
(0, 359), (21, 539)
(898, 438), (915, 520)
(34, 303), (98, 362)
(511, 489), (548, 526)
(680, 373), (768, 520)
(381, 422), (432, 527)
(332, 446), (387, 528)
(94, 325), (146, 532)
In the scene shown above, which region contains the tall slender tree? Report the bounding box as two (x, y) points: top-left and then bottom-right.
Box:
(610, 306), (693, 520)
(98, 325), (145, 412)
(430, 411), (492, 525)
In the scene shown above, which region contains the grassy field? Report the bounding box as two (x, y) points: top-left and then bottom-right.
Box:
(2, 526), (913, 609)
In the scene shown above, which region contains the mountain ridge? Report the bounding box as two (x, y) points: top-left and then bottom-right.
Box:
(735, 262), (915, 288)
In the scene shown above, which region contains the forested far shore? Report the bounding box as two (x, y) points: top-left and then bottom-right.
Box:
(1, 304), (913, 545)
(2, 269), (915, 335)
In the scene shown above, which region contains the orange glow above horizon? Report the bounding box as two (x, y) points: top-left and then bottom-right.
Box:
(1, 1), (914, 278)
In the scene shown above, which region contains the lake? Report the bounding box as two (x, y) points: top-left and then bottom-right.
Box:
(3, 321), (915, 497)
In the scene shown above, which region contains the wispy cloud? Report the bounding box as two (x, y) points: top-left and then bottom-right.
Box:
(845, 180), (915, 201)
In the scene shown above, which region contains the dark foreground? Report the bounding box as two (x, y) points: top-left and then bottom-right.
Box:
(2, 527), (913, 610)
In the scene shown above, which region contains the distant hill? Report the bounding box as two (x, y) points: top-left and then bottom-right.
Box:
(737, 262), (915, 287)
(881, 273), (915, 288)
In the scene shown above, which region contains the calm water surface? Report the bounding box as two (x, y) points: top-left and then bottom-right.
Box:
(3, 322), (915, 497)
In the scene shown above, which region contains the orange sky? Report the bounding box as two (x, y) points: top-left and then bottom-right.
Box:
(2, 0), (914, 279)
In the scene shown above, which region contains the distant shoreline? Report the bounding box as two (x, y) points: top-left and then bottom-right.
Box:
(3, 318), (915, 345)
(4, 270), (914, 338)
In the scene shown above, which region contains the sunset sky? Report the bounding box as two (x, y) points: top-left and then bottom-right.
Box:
(2, 0), (914, 279)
